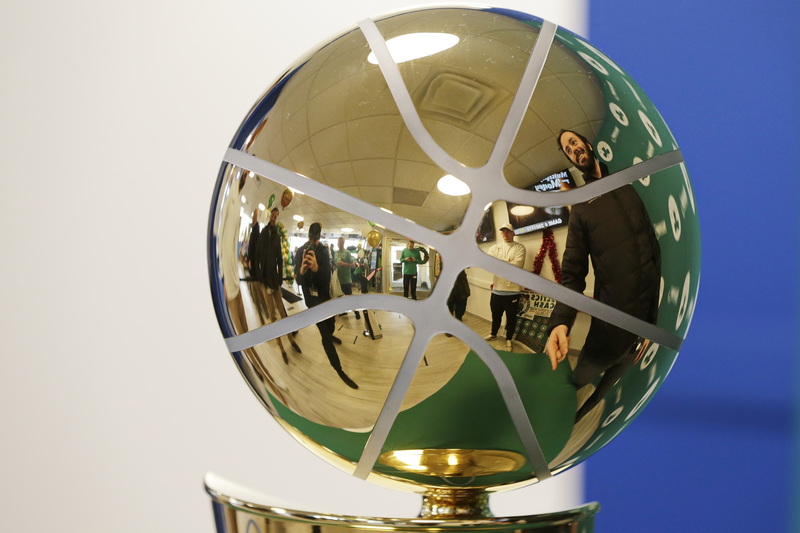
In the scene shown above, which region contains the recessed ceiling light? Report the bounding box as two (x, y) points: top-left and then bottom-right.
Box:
(510, 205), (535, 216)
(367, 33), (459, 65)
(437, 174), (470, 196)
(293, 215), (304, 222)
(341, 227), (354, 232)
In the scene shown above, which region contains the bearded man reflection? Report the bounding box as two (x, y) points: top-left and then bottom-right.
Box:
(545, 130), (660, 422)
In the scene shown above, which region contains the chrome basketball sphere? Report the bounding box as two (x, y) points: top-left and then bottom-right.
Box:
(208, 5), (700, 494)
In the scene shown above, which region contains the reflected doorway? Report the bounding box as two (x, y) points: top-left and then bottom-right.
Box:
(386, 238), (435, 300)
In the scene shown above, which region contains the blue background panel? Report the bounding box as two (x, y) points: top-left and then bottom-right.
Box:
(589, 1), (799, 531)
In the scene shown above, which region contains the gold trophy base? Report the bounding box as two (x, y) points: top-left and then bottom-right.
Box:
(206, 474), (599, 533)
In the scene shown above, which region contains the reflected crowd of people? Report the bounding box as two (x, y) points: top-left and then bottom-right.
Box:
(236, 127), (663, 428)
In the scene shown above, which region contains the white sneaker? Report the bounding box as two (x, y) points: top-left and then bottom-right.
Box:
(484, 334), (497, 341)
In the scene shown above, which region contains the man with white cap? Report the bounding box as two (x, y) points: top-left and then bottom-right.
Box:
(485, 223), (527, 351)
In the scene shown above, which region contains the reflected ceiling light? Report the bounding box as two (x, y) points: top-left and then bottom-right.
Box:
(437, 174), (470, 196)
(367, 33), (459, 65)
(289, 187), (305, 196)
(484, 202), (493, 211)
(341, 227), (354, 232)
(510, 205), (535, 216)
(258, 203), (266, 211)
(241, 195), (247, 203)
(380, 207), (393, 214)
(293, 215), (304, 222)
(391, 450), (423, 468)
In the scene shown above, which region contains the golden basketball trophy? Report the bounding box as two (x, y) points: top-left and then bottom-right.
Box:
(206, 6), (700, 531)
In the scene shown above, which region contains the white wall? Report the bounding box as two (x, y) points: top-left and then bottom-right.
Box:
(0, 1), (587, 531)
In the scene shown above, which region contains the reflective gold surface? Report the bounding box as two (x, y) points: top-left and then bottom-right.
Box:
(419, 488), (493, 519)
(206, 474), (599, 526)
(208, 5), (699, 495)
(378, 449), (527, 478)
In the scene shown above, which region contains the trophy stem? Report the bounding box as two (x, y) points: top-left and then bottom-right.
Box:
(419, 488), (492, 519)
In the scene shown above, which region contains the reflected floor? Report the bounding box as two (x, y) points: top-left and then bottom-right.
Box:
(240, 284), (597, 437)
(251, 306), (479, 431)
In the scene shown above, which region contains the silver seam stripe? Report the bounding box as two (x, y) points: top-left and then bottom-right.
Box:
(224, 147), (683, 232)
(223, 148), (442, 248)
(353, 16), (552, 481)
(353, 331), (431, 479)
(488, 21), (557, 170)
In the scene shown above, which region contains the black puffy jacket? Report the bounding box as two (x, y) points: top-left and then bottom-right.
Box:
(548, 175), (661, 356)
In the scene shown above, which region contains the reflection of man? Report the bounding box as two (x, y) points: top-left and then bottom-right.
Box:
(247, 209), (261, 278)
(260, 208), (283, 291)
(400, 240), (428, 300)
(447, 270), (471, 323)
(354, 243), (366, 292)
(485, 223), (527, 351)
(546, 130), (661, 421)
(246, 209), (271, 324)
(334, 237), (361, 319)
(258, 207), (301, 360)
(294, 223), (358, 389)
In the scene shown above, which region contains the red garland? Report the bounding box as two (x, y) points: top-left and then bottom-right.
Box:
(532, 229), (562, 283)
